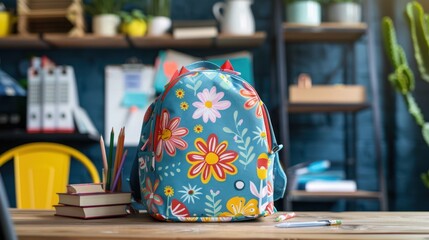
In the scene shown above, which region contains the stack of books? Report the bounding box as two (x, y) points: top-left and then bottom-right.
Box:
(288, 160), (357, 192)
(54, 183), (131, 219)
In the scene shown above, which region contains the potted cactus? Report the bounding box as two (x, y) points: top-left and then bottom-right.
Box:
(285, 0), (323, 25)
(382, 1), (429, 187)
(326, 0), (362, 23)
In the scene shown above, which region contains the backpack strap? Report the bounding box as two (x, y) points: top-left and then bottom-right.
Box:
(184, 61), (220, 71)
(263, 104), (287, 201)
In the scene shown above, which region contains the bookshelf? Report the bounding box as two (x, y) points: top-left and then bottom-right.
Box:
(272, 0), (387, 211)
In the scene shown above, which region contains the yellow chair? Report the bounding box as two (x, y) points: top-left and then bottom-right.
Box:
(0, 142), (100, 209)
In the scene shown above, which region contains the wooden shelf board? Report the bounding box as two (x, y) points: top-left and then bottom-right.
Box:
(287, 103), (370, 113)
(130, 32), (266, 48)
(129, 34), (213, 48)
(216, 32), (266, 47)
(0, 35), (48, 49)
(21, 9), (68, 18)
(0, 32), (266, 49)
(44, 34), (128, 48)
(0, 130), (99, 144)
(284, 22), (367, 42)
(289, 190), (382, 200)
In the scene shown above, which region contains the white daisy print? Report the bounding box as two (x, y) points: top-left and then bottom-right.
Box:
(253, 126), (267, 146)
(178, 184), (203, 204)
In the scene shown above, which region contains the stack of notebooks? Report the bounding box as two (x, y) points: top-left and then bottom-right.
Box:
(289, 160), (357, 192)
(54, 183), (131, 219)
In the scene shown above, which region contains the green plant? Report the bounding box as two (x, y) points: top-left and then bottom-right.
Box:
(85, 0), (126, 15)
(119, 9), (146, 24)
(146, 0), (170, 17)
(382, 1), (429, 187)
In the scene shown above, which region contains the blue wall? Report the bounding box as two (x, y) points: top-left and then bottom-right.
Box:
(1, 0), (429, 211)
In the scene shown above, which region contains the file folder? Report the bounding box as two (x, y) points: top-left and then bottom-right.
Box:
(41, 67), (57, 133)
(55, 66), (75, 133)
(26, 67), (42, 133)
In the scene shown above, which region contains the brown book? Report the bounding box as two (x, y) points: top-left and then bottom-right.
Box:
(54, 204), (128, 219)
(57, 192), (131, 207)
(66, 183), (104, 194)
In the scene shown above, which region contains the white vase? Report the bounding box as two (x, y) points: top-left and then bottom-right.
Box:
(93, 14), (120, 36)
(148, 16), (172, 36)
(212, 0), (255, 35)
(327, 2), (362, 23)
(286, 0), (321, 25)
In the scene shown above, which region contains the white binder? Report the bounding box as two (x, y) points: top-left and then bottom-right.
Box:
(26, 67), (42, 133)
(41, 67), (57, 133)
(55, 66), (75, 133)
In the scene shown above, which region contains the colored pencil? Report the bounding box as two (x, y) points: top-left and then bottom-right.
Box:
(106, 128), (114, 191)
(111, 149), (128, 192)
(112, 127), (125, 190)
(99, 136), (108, 191)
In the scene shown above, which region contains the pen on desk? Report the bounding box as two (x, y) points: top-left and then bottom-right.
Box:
(275, 212), (296, 222)
(275, 220), (342, 228)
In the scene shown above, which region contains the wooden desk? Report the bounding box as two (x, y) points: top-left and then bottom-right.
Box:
(11, 210), (429, 240)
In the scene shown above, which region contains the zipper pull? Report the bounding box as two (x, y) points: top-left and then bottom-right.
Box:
(150, 152), (156, 172)
(270, 144), (283, 155)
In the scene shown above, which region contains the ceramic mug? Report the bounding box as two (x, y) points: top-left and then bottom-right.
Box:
(327, 2), (361, 23)
(148, 16), (172, 36)
(286, 0), (321, 25)
(212, 0), (255, 35)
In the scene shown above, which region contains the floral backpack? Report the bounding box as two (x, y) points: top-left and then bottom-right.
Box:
(131, 60), (287, 222)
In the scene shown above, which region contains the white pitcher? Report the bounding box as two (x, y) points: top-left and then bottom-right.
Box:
(212, 0), (255, 35)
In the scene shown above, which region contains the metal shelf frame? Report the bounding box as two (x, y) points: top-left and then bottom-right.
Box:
(272, 0), (387, 211)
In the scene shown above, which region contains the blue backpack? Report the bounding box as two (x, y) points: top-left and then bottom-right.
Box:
(130, 61), (286, 222)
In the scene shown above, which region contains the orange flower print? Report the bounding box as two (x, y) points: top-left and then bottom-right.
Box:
(219, 197), (259, 217)
(142, 178), (163, 213)
(239, 82), (263, 118)
(186, 134), (238, 184)
(155, 109), (189, 160)
(176, 88), (185, 99)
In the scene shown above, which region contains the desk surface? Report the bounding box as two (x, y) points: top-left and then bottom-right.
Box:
(10, 210), (429, 240)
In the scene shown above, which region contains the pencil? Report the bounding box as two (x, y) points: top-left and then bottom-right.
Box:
(112, 127), (125, 190)
(106, 128), (114, 191)
(111, 149), (128, 192)
(117, 127), (126, 190)
(99, 136), (108, 191)
(275, 220), (342, 228)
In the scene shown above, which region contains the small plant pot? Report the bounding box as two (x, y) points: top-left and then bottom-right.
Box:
(286, 0), (321, 25)
(148, 16), (171, 36)
(93, 14), (120, 36)
(327, 2), (362, 23)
